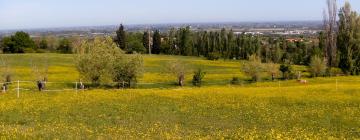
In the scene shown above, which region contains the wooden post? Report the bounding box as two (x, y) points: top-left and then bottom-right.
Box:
(278, 81), (280, 88)
(2, 85), (5, 93)
(75, 82), (78, 94)
(336, 79), (338, 92)
(17, 80), (19, 98)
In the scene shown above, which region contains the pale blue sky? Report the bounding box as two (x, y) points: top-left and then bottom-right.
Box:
(0, 0), (359, 30)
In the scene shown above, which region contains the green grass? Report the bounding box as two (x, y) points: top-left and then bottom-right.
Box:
(0, 53), (359, 139)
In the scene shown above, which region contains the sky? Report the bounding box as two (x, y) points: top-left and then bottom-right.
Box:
(0, 0), (360, 30)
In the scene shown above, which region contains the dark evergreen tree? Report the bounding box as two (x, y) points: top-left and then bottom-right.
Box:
(115, 24), (127, 51)
(152, 30), (161, 54)
(142, 31), (151, 54)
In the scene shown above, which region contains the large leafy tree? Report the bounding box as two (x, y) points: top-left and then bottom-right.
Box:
(179, 26), (192, 56)
(337, 2), (360, 74)
(1, 31), (36, 53)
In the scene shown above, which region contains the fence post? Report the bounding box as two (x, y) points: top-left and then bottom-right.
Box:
(278, 81), (280, 88)
(17, 80), (19, 98)
(75, 82), (78, 94)
(336, 79), (338, 92)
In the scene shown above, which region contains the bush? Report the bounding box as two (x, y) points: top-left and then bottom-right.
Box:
(166, 60), (187, 86)
(57, 38), (73, 54)
(242, 55), (263, 82)
(308, 56), (327, 77)
(23, 48), (36, 53)
(113, 54), (144, 88)
(192, 69), (206, 87)
(35, 49), (48, 53)
(280, 64), (292, 80)
(328, 67), (344, 77)
(207, 52), (221, 60)
(75, 37), (121, 85)
(128, 41), (146, 54)
(230, 77), (242, 85)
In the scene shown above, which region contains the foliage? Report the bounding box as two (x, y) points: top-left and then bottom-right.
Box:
(1, 31), (36, 53)
(115, 24), (127, 51)
(113, 54), (144, 88)
(142, 31), (151, 54)
(207, 52), (221, 60)
(57, 38), (72, 54)
(308, 56), (327, 77)
(128, 40), (146, 54)
(265, 62), (279, 81)
(280, 63), (292, 80)
(337, 2), (360, 75)
(75, 37), (120, 85)
(192, 68), (206, 87)
(242, 55), (263, 82)
(152, 30), (161, 54)
(166, 60), (187, 86)
(39, 39), (48, 50)
(230, 77), (242, 85)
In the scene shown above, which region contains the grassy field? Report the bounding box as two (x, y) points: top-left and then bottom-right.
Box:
(0, 54), (359, 139)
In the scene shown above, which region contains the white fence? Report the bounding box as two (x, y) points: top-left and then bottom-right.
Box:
(1, 78), (359, 98)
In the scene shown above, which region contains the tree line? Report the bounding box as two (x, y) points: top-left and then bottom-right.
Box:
(0, 32), (75, 54)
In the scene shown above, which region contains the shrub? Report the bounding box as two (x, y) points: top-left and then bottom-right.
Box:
(230, 77), (242, 85)
(207, 52), (221, 60)
(128, 41), (146, 54)
(113, 54), (144, 88)
(280, 64), (292, 80)
(57, 38), (73, 54)
(266, 62), (279, 81)
(242, 55), (263, 82)
(166, 60), (187, 86)
(75, 37), (121, 86)
(308, 56), (327, 77)
(192, 69), (206, 87)
(329, 67), (344, 76)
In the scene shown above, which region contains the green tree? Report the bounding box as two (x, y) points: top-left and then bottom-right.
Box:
(166, 60), (187, 86)
(57, 38), (72, 54)
(337, 2), (360, 75)
(179, 26), (192, 56)
(39, 39), (48, 49)
(279, 63), (292, 80)
(192, 69), (206, 87)
(152, 30), (161, 54)
(115, 24), (127, 51)
(75, 37), (120, 85)
(142, 31), (151, 54)
(242, 55), (263, 82)
(309, 56), (327, 77)
(113, 54), (144, 88)
(128, 41), (146, 54)
(1, 31), (36, 53)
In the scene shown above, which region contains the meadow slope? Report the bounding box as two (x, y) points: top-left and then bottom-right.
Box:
(0, 54), (359, 139)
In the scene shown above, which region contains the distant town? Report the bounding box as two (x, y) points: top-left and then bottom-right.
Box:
(0, 21), (323, 38)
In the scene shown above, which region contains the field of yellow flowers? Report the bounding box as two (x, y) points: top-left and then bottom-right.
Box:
(0, 54), (359, 139)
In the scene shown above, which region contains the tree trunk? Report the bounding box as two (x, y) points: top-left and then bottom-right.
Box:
(178, 75), (185, 87)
